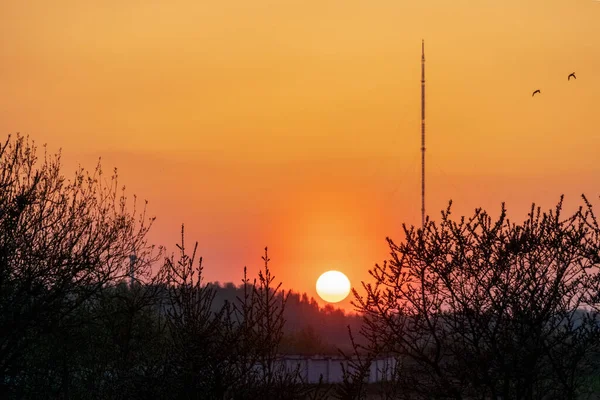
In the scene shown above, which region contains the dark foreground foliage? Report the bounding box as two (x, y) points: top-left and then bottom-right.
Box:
(0, 134), (160, 398)
(0, 134), (336, 399)
(3, 134), (600, 399)
(346, 198), (600, 400)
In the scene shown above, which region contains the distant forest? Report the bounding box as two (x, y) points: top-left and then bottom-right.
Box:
(208, 282), (364, 355)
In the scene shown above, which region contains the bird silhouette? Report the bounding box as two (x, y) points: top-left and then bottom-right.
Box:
(532, 89), (541, 97)
(568, 72), (576, 81)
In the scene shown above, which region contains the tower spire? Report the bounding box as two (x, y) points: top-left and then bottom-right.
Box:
(421, 39), (426, 228)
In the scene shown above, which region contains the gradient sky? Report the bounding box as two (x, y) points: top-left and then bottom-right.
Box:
(1, 0), (599, 310)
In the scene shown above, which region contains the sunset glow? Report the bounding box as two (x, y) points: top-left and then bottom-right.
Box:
(0, 0), (598, 310)
(3, 0), (600, 396)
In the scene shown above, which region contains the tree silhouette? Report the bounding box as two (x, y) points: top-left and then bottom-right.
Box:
(0, 134), (158, 396)
(349, 197), (600, 399)
(158, 226), (234, 399)
(158, 228), (328, 399)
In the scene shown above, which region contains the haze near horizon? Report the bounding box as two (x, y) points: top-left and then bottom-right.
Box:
(1, 0), (599, 310)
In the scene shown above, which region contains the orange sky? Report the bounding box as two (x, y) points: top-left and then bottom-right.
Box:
(1, 0), (599, 311)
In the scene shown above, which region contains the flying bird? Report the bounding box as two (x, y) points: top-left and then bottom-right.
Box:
(568, 72), (576, 81)
(532, 89), (541, 97)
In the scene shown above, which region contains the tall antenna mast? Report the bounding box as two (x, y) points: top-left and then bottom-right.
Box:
(421, 39), (426, 228)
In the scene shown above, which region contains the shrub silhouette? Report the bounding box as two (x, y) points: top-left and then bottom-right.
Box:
(345, 198), (600, 400)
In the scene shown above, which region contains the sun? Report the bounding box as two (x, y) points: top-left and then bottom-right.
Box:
(316, 270), (351, 303)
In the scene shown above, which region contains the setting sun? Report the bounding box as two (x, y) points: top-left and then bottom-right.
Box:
(316, 270), (351, 303)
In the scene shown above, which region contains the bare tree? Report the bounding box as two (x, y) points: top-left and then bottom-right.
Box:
(158, 225), (232, 399)
(251, 248), (290, 390)
(238, 247), (317, 399)
(0, 133), (338, 398)
(335, 327), (374, 400)
(0, 134), (158, 395)
(159, 230), (330, 399)
(351, 196), (600, 400)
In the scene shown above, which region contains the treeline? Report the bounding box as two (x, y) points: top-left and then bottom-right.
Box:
(209, 282), (363, 355)
(0, 135), (333, 399)
(3, 133), (600, 399)
(1, 241), (338, 399)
